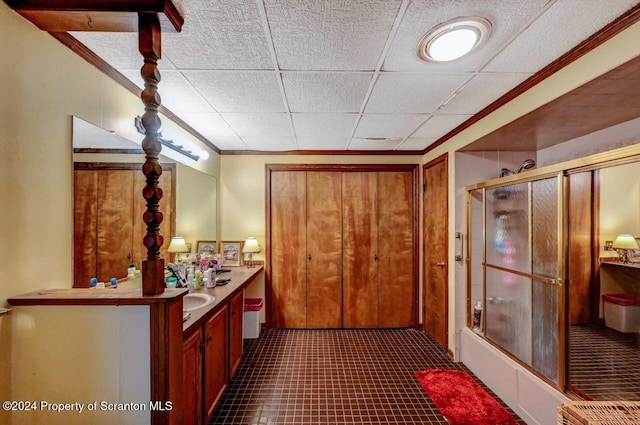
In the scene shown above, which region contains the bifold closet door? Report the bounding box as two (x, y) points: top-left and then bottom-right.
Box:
(378, 171), (414, 327)
(306, 172), (343, 328)
(343, 172), (379, 328)
(271, 171), (307, 328)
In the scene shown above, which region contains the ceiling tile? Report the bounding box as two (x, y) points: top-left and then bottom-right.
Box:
(121, 70), (215, 114)
(178, 112), (239, 139)
(183, 71), (286, 112)
(412, 114), (474, 139)
(209, 136), (247, 151)
(396, 137), (438, 151)
(241, 137), (298, 151)
(265, 0), (402, 71)
(355, 113), (427, 138)
(484, 0), (640, 73)
(220, 113), (294, 138)
(283, 73), (373, 112)
(437, 73), (531, 114)
(162, 0), (272, 69)
(349, 138), (403, 150)
(382, 0), (549, 72)
(297, 138), (350, 150)
(292, 113), (357, 139)
(365, 74), (468, 113)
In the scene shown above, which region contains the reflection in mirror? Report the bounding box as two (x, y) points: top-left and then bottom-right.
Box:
(72, 117), (217, 286)
(568, 161), (640, 401)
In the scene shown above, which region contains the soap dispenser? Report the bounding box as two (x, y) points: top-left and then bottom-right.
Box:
(472, 301), (483, 330)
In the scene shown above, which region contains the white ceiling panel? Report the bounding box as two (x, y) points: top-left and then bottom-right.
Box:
(365, 74), (469, 113)
(120, 70), (215, 114)
(220, 113), (294, 138)
(355, 114), (427, 138)
(297, 137), (350, 150)
(292, 113), (358, 139)
(484, 0), (640, 73)
(162, 1), (272, 70)
(265, 0), (403, 71)
(397, 137), (439, 151)
(178, 112), (239, 140)
(183, 71), (285, 112)
(283, 73), (373, 113)
(412, 114), (474, 138)
(382, 0), (549, 72)
(206, 136), (248, 151)
(437, 73), (532, 115)
(241, 137), (298, 151)
(349, 138), (403, 150)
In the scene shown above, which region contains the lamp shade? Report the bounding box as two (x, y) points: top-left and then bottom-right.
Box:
(242, 237), (261, 253)
(167, 236), (189, 253)
(612, 234), (639, 250)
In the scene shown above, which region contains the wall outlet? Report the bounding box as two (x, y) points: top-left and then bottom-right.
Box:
(604, 241), (614, 251)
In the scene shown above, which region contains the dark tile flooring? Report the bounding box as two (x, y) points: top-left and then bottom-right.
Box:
(210, 328), (525, 424)
(570, 324), (640, 401)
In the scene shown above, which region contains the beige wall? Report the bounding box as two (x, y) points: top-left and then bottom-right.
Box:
(0, 4), (218, 423)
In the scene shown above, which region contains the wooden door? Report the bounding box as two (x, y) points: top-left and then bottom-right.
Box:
(568, 172), (593, 324)
(306, 172), (343, 328)
(97, 170), (134, 282)
(204, 306), (228, 422)
(423, 155), (448, 349)
(73, 170), (98, 287)
(271, 171), (307, 328)
(343, 172), (379, 328)
(183, 328), (203, 425)
(229, 291), (244, 378)
(378, 171), (414, 327)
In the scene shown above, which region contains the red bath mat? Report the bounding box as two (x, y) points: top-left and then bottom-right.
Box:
(415, 369), (517, 425)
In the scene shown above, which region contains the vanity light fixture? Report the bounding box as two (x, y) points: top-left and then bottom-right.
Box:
(134, 116), (204, 161)
(168, 236), (189, 263)
(612, 234), (639, 263)
(242, 237), (261, 268)
(417, 17), (492, 62)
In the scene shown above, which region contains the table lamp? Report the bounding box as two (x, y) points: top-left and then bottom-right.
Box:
(242, 237), (261, 268)
(612, 234), (639, 263)
(168, 236), (189, 263)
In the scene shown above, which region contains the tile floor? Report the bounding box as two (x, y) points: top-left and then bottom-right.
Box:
(570, 324), (640, 401)
(210, 328), (525, 424)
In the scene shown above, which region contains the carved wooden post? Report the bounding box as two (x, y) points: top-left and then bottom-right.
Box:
(139, 12), (166, 296)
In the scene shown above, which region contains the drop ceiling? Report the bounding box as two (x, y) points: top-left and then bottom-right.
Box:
(66, 0), (640, 153)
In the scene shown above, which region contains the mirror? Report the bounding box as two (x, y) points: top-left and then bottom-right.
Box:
(72, 117), (217, 285)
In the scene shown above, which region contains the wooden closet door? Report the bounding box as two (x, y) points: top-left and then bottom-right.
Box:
(271, 171), (307, 328)
(96, 170), (135, 281)
(74, 170), (98, 287)
(306, 172), (343, 328)
(378, 171), (414, 327)
(343, 172), (379, 328)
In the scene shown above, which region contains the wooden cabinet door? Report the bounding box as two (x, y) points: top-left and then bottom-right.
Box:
(97, 170), (134, 282)
(204, 306), (228, 422)
(183, 328), (203, 425)
(229, 291), (244, 378)
(271, 171), (307, 328)
(343, 172), (379, 328)
(378, 171), (414, 327)
(307, 172), (343, 328)
(74, 170), (98, 287)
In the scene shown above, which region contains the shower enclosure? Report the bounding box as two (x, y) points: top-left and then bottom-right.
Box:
(467, 174), (563, 386)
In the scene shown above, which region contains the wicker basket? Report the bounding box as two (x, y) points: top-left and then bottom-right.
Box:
(558, 401), (640, 424)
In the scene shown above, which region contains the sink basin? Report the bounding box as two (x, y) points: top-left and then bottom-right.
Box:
(183, 293), (215, 312)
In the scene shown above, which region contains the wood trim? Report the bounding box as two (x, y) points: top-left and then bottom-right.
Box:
(74, 148), (146, 155)
(266, 163), (418, 172)
(221, 149), (424, 156)
(422, 4), (640, 156)
(591, 169), (601, 324)
(74, 162), (175, 171)
(411, 163), (420, 330)
(49, 32), (220, 154)
(8, 287), (187, 306)
(264, 164), (273, 329)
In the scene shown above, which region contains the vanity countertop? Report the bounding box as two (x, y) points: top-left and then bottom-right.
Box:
(182, 266), (263, 333)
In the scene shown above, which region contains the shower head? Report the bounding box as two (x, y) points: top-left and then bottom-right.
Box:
(516, 159), (536, 173)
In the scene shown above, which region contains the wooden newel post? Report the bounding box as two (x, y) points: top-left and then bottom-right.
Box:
(139, 12), (166, 295)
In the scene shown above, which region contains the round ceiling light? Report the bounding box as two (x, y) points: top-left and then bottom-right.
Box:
(417, 17), (492, 63)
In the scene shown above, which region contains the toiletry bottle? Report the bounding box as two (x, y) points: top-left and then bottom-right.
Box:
(194, 269), (201, 290)
(472, 301), (482, 330)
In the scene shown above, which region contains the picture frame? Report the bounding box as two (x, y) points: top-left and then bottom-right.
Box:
(196, 240), (217, 255)
(221, 241), (243, 267)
